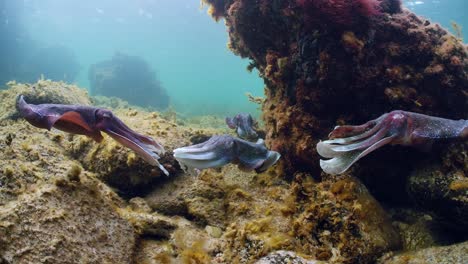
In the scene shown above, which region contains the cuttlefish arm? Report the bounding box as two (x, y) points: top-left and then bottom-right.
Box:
(317, 110), (468, 175)
(16, 95), (168, 175)
(173, 134), (280, 173)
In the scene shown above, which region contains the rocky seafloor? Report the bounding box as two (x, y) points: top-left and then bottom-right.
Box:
(1, 0), (468, 263)
(0, 79), (466, 264)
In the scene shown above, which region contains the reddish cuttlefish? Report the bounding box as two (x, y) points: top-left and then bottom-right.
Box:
(16, 95), (169, 176)
(317, 110), (467, 175)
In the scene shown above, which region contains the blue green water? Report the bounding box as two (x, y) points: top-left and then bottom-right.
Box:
(0, 0), (466, 117)
(404, 0), (468, 32)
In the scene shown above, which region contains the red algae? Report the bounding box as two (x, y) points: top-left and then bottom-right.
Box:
(297, 0), (382, 29)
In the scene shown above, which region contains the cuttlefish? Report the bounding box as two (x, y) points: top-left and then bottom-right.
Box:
(173, 134), (280, 173)
(16, 95), (169, 176)
(317, 110), (468, 175)
(226, 113), (259, 141)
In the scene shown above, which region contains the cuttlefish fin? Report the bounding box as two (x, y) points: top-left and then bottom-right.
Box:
(175, 156), (231, 170)
(103, 129), (169, 176)
(44, 115), (62, 130)
(57, 111), (93, 131)
(256, 151), (281, 173)
(51, 111), (104, 142)
(236, 159), (264, 172)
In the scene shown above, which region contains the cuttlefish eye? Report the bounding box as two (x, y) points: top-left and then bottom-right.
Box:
(95, 109), (113, 120)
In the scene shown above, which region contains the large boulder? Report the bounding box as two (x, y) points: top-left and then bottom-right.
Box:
(407, 141), (468, 229)
(0, 176), (136, 263)
(378, 241), (468, 264)
(88, 52), (169, 109)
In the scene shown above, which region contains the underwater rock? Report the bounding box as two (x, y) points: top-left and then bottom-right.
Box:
(117, 207), (177, 238)
(255, 250), (323, 264)
(133, 216), (224, 263)
(147, 162), (402, 263)
(145, 173), (227, 226)
(88, 52), (170, 109)
(291, 176), (401, 263)
(388, 208), (461, 252)
(92, 95), (135, 110)
(0, 179), (135, 263)
(133, 239), (176, 263)
(378, 241), (468, 264)
(407, 141), (468, 229)
(297, 0), (382, 30)
(0, 117), (88, 205)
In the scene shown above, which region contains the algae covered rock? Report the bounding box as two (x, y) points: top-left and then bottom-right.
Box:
(133, 217), (223, 264)
(0, 178), (135, 263)
(389, 208), (445, 252)
(0, 120), (82, 205)
(291, 176), (401, 263)
(146, 165), (402, 263)
(117, 206), (177, 238)
(407, 141), (468, 229)
(145, 172), (227, 226)
(256, 250), (323, 264)
(378, 241), (468, 264)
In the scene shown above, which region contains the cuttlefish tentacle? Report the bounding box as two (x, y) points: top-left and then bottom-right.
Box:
(173, 135), (280, 173)
(16, 95), (169, 176)
(317, 110), (468, 175)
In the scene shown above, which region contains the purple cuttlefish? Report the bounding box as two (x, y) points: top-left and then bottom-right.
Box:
(317, 110), (468, 175)
(173, 134), (280, 173)
(226, 113), (259, 141)
(16, 95), (169, 176)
